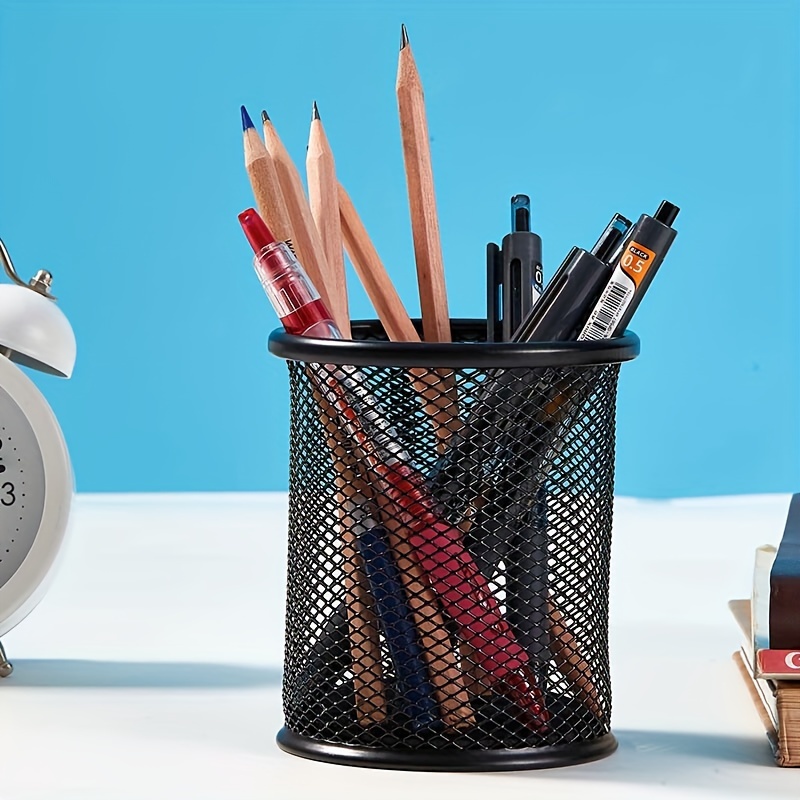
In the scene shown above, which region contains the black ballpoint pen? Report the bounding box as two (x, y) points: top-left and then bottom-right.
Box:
(579, 201), (679, 341)
(513, 213), (631, 343)
(487, 195), (544, 342)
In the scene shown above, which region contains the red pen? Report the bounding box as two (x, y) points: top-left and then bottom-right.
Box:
(239, 208), (410, 461)
(239, 208), (341, 339)
(240, 207), (548, 730)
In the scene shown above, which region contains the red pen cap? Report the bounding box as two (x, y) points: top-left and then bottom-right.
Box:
(238, 208), (277, 254)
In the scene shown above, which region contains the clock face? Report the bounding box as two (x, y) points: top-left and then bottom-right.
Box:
(0, 385), (46, 590)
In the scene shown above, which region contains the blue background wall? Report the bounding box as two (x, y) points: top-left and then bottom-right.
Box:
(0, 0), (797, 497)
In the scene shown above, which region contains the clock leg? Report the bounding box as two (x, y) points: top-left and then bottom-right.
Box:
(0, 641), (12, 677)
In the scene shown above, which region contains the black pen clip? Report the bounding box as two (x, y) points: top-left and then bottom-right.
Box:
(486, 242), (502, 343)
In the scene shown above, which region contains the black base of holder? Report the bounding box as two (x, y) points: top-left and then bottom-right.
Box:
(276, 728), (617, 772)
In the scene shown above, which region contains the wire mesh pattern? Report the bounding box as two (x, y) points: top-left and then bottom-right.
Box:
(279, 326), (623, 762)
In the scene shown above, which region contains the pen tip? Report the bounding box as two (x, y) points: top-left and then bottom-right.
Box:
(400, 23), (409, 49)
(312, 100), (320, 121)
(261, 109), (270, 125)
(241, 105), (255, 131)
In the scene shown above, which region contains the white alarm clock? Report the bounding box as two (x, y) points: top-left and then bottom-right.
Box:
(0, 238), (76, 677)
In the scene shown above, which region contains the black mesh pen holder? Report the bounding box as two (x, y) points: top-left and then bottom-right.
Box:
(268, 319), (639, 771)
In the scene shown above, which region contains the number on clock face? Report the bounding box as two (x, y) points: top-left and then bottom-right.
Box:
(0, 386), (46, 589)
(0, 439), (13, 505)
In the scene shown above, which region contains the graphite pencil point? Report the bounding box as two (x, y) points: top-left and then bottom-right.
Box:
(241, 105), (255, 131)
(312, 100), (320, 121)
(261, 109), (270, 125)
(400, 23), (409, 50)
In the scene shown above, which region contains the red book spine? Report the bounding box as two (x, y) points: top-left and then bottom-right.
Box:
(757, 649), (800, 675)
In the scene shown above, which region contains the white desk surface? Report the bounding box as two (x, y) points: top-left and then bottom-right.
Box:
(0, 492), (797, 799)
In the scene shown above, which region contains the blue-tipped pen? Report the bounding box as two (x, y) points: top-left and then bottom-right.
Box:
(241, 105), (255, 131)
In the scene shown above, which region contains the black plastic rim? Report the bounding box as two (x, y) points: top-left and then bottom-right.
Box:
(276, 728), (618, 772)
(268, 319), (640, 369)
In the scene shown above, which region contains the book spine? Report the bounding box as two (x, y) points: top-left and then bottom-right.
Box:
(757, 649), (800, 677)
(770, 493), (800, 649)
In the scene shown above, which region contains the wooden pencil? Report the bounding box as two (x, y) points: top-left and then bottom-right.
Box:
(261, 109), (340, 327)
(302, 105), (383, 722)
(298, 130), (464, 722)
(312, 386), (387, 726)
(338, 182), (419, 342)
(306, 102), (350, 338)
(396, 24), (451, 344)
(548, 600), (603, 718)
(242, 106), (293, 246)
(335, 181), (470, 723)
(338, 182), (462, 447)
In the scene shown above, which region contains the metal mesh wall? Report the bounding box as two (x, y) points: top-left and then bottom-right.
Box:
(277, 327), (622, 766)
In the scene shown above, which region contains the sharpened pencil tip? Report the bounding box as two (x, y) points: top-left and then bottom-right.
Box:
(241, 105), (255, 131)
(400, 23), (409, 49)
(261, 109), (270, 124)
(312, 100), (320, 120)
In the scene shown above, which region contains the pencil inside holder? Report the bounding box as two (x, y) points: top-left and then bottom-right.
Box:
(270, 319), (638, 771)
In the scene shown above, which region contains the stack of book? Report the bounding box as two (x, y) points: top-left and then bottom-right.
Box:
(731, 494), (800, 767)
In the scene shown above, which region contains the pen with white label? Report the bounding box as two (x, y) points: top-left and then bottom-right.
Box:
(512, 213), (632, 343)
(579, 201), (679, 341)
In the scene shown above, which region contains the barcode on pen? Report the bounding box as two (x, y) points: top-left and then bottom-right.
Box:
(579, 275), (634, 341)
